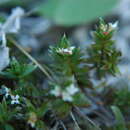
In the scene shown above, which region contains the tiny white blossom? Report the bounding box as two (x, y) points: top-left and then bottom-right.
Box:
(108, 21), (118, 32)
(4, 87), (9, 93)
(51, 83), (79, 102)
(50, 85), (61, 97)
(11, 95), (20, 104)
(66, 84), (79, 95)
(56, 46), (75, 55)
(62, 91), (73, 102)
(109, 21), (118, 29)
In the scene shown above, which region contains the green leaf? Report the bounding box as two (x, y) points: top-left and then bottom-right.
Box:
(37, 103), (49, 118)
(52, 99), (71, 118)
(111, 106), (127, 130)
(21, 64), (37, 77)
(5, 124), (14, 130)
(73, 93), (91, 107)
(36, 120), (47, 130)
(0, 58), (37, 79)
(38, 0), (118, 26)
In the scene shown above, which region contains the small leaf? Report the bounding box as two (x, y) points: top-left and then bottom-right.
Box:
(111, 106), (127, 130)
(21, 64), (37, 77)
(73, 93), (91, 107)
(36, 120), (46, 130)
(52, 99), (71, 118)
(5, 124), (14, 130)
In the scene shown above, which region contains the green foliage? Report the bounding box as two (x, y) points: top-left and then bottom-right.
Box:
(49, 35), (92, 118)
(0, 18), (123, 129)
(87, 19), (121, 78)
(113, 88), (130, 113)
(0, 58), (37, 79)
(73, 93), (90, 107)
(4, 124), (14, 130)
(0, 57), (47, 129)
(111, 106), (127, 130)
(26, 100), (49, 118)
(0, 100), (16, 124)
(52, 99), (71, 118)
(38, 0), (118, 26)
(50, 35), (90, 86)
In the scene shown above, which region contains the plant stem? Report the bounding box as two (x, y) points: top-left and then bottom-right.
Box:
(70, 111), (81, 130)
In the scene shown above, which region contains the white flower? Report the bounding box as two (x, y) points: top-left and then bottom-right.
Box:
(11, 95), (20, 104)
(50, 85), (61, 97)
(66, 84), (79, 95)
(56, 46), (75, 55)
(51, 83), (79, 102)
(62, 91), (73, 101)
(62, 84), (79, 102)
(1, 86), (10, 97)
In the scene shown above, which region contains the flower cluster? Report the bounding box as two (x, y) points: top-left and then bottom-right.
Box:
(51, 84), (79, 102)
(2, 86), (20, 105)
(56, 46), (75, 55)
(87, 19), (121, 78)
(99, 20), (118, 35)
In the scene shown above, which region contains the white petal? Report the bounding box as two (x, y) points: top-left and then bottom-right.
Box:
(51, 86), (61, 97)
(62, 92), (73, 102)
(66, 84), (79, 95)
(109, 21), (118, 29)
(11, 95), (15, 100)
(15, 95), (20, 99)
(5, 93), (9, 98)
(15, 100), (20, 104)
(4, 86), (9, 93)
(69, 46), (75, 51)
(11, 100), (15, 104)
(11, 99), (20, 104)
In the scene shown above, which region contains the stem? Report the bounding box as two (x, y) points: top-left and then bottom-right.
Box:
(74, 106), (101, 130)
(70, 111), (81, 130)
(60, 121), (67, 130)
